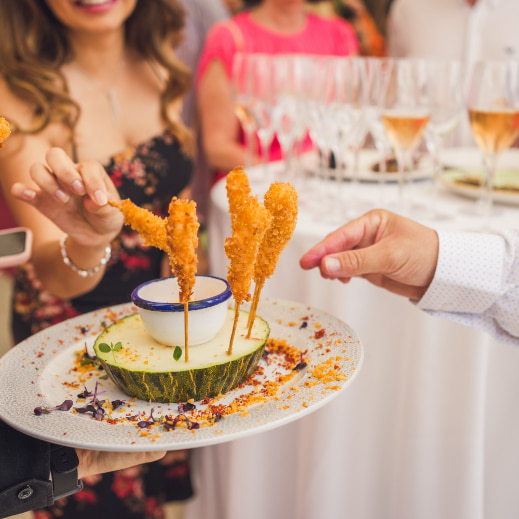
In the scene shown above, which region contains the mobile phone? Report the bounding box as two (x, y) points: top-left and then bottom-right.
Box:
(0, 227), (33, 269)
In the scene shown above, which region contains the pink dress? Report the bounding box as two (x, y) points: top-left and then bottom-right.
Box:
(196, 11), (359, 169)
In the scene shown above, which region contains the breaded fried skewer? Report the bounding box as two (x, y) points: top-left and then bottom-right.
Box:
(0, 116), (11, 147)
(166, 197), (199, 362)
(226, 166), (251, 215)
(108, 199), (167, 251)
(225, 190), (271, 355)
(246, 182), (298, 337)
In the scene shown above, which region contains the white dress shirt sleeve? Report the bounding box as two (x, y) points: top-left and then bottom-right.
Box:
(416, 230), (519, 345)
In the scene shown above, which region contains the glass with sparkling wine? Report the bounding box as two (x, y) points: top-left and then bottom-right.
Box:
(379, 58), (431, 214)
(466, 60), (519, 219)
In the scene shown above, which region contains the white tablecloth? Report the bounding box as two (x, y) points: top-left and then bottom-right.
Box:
(185, 148), (519, 519)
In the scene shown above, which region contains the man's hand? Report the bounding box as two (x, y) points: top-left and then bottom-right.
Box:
(300, 209), (439, 300)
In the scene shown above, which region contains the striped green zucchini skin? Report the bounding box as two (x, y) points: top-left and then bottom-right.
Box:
(93, 310), (269, 403)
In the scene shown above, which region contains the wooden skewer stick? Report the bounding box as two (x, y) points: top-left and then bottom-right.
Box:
(227, 302), (241, 355)
(246, 282), (263, 338)
(184, 302), (189, 362)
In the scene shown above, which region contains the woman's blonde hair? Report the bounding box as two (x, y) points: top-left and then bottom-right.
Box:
(0, 0), (192, 150)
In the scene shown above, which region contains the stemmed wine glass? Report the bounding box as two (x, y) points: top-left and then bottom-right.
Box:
(379, 58), (432, 215)
(334, 56), (371, 216)
(246, 53), (276, 185)
(423, 59), (464, 220)
(364, 57), (394, 207)
(231, 52), (258, 169)
(466, 59), (519, 221)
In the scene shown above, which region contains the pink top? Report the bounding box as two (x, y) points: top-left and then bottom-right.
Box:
(196, 12), (359, 166)
(197, 12), (359, 83)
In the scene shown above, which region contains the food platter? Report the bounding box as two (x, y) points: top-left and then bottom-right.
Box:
(440, 147), (519, 206)
(0, 298), (363, 452)
(300, 149), (434, 183)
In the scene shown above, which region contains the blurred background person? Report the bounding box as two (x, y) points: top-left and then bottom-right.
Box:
(0, 0), (195, 517)
(306, 0), (387, 57)
(176, 0), (230, 225)
(195, 0), (359, 184)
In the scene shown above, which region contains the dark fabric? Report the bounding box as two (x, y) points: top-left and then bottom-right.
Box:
(0, 420), (53, 517)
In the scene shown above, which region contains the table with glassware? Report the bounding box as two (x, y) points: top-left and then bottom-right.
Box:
(184, 145), (519, 519)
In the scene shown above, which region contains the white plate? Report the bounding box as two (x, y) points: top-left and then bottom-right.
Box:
(300, 149), (434, 183)
(0, 298), (363, 452)
(440, 147), (519, 206)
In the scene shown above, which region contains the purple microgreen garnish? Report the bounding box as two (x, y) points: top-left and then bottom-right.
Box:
(93, 406), (105, 420)
(74, 404), (96, 414)
(299, 321), (308, 329)
(180, 402), (196, 412)
(137, 408), (157, 428)
(262, 349), (270, 365)
(292, 352), (308, 371)
(177, 402), (200, 430)
(111, 400), (125, 410)
(34, 399), (73, 415)
(77, 386), (94, 399)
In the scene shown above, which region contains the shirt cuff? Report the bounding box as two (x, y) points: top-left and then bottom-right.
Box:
(417, 231), (506, 314)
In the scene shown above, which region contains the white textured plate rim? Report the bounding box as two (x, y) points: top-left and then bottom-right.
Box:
(0, 298), (363, 452)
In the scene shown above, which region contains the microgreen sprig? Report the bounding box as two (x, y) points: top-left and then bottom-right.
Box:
(98, 341), (122, 363)
(173, 346), (182, 361)
(34, 399), (73, 416)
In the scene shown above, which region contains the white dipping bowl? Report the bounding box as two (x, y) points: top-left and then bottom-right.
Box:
(131, 275), (232, 346)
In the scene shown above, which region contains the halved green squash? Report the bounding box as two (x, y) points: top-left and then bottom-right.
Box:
(93, 309), (270, 403)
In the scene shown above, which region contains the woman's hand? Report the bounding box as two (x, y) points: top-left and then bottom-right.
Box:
(300, 209), (439, 300)
(11, 147), (124, 248)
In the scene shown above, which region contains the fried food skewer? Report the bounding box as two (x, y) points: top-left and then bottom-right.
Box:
(166, 197), (199, 362)
(246, 182), (298, 336)
(226, 166), (251, 215)
(0, 116), (11, 147)
(225, 189), (271, 355)
(108, 199), (167, 251)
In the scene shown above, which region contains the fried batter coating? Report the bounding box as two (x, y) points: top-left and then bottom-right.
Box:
(0, 117), (11, 147)
(225, 166), (251, 216)
(166, 197), (199, 304)
(255, 182), (298, 282)
(247, 182), (298, 334)
(225, 194), (271, 305)
(225, 192), (271, 354)
(108, 199), (167, 251)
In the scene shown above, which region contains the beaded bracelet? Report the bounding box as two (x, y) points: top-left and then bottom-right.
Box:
(59, 234), (111, 278)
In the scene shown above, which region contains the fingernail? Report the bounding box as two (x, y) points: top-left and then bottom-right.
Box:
(71, 180), (85, 195)
(94, 189), (107, 205)
(324, 256), (341, 274)
(54, 189), (69, 203)
(21, 189), (36, 201)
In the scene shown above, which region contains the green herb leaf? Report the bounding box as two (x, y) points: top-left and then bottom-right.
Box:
(98, 343), (111, 353)
(173, 346), (182, 361)
(113, 342), (122, 352)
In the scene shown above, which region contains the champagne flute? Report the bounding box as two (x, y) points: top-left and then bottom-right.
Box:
(231, 52), (258, 169)
(247, 54), (276, 185)
(379, 58), (431, 215)
(466, 60), (519, 221)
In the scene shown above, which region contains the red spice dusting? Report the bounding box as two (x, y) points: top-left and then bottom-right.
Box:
(315, 329), (325, 339)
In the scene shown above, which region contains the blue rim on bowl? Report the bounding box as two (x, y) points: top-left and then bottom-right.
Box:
(131, 275), (232, 313)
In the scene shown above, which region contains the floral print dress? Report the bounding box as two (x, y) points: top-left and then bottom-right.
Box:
(12, 131), (194, 519)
